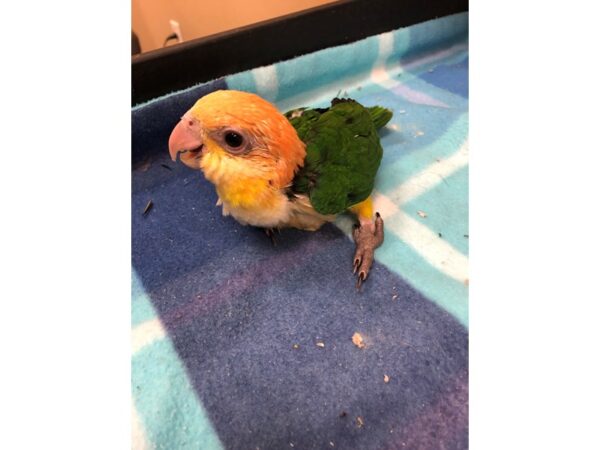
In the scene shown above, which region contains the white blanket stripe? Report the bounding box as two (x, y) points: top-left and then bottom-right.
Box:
(386, 140), (469, 206)
(132, 318), (166, 354)
(402, 42), (468, 71)
(372, 141), (468, 283)
(252, 65), (279, 101)
(132, 401), (153, 450)
(386, 210), (469, 282)
(375, 32), (394, 68)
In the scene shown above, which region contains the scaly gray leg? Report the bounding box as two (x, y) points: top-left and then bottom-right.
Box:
(352, 212), (384, 289)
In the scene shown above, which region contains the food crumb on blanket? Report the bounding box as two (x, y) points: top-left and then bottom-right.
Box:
(356, 416), (364, 428)
(384, 374), (390, 383)
(352, 332), (366, 349)
(316, 341), (325, 348)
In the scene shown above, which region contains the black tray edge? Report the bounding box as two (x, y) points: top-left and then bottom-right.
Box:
(132, 0), (468, 105)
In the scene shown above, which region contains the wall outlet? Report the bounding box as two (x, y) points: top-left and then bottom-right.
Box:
(169, 20), (183, 43)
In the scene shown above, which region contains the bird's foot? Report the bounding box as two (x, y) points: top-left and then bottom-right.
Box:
(264, 228), (279, 246)
(352, 213), (384, 289)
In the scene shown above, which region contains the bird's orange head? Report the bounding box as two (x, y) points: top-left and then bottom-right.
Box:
(168, 90), (306, 189)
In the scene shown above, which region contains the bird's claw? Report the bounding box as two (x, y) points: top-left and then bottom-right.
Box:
(356, 272), (366, 290)
(265, 228), (277, 246)
(352, 213), (384, 289)
(353, 256), (361, 274)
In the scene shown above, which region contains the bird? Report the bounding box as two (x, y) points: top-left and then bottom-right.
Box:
(168, 90), (392, 287)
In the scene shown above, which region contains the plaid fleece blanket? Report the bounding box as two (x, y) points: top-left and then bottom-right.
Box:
(132, 12), (468, 450)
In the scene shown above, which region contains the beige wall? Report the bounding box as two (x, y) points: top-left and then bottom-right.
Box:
(132, 0), (338, 53)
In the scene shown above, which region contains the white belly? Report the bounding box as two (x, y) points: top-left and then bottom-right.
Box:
(217, 195), (291, 228)
(217, 192), (334, 231)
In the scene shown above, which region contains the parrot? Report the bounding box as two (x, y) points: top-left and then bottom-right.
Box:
(168, 90), (392, 287)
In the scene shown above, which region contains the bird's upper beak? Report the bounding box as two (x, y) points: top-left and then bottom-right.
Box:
(168, 115), (204, 162)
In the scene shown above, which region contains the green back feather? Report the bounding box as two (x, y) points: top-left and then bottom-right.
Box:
(285, 98), (393, 215)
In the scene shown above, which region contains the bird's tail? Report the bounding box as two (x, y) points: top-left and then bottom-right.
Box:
(367, 106), (393, 129)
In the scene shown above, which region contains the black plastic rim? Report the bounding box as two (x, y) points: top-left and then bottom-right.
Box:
(132, 0), (468, 105)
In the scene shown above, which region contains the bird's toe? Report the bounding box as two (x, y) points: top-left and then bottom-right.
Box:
(351, 216), (385, 288)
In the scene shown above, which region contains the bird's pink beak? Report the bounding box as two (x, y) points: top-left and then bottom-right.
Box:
(168, 115), (204, 161)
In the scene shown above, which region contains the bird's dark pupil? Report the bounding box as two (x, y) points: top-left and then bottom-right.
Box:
(225, 132), (243, 147)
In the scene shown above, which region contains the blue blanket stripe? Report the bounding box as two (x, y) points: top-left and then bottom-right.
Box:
(132, 12), (468, 449)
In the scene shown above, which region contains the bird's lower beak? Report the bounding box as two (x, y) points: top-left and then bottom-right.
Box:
(168, 116), (204, 162)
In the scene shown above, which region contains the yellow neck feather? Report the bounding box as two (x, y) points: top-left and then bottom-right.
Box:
(200, 139), (281, 210)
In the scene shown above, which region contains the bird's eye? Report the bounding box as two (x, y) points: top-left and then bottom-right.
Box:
(224, 131), (244, 148)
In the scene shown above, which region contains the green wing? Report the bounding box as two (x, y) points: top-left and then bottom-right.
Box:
(285, 98), (392, 215)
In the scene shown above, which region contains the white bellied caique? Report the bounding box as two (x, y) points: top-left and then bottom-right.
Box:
(168, 90), (392, 287)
